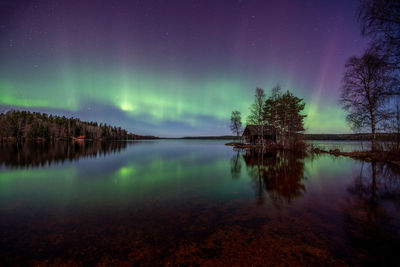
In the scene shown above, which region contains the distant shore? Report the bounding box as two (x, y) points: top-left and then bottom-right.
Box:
(165, 133), (400, 141)
(0, 135), (160, 142)
(0, 110), (160, 142)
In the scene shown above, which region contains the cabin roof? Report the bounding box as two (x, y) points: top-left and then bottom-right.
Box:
(242, 125), (275, 136)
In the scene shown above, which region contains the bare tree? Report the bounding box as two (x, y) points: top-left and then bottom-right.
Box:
(359, 0), (400, 69)
(265, 84), (281, 142)
(340, 52), (397, 151)
(230, 110), (243, 138)
(247, 88), (266, 144)
(389, 103), (400, 149)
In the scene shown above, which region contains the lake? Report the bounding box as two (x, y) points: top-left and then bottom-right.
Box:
(1, 140), (400, 265)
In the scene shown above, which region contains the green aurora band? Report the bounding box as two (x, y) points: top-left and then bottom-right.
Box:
(0, 65), (349, 136)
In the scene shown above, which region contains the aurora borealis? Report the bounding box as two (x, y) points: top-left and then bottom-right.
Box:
(0, 0), (367, 137)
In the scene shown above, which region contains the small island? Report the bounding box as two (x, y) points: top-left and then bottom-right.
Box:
(227, 83), (400, 166)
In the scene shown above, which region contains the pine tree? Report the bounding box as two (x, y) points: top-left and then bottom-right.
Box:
(263, 89), (306, 148)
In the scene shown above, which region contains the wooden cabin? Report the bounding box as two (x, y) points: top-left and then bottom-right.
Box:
(242, 125), (276, 144)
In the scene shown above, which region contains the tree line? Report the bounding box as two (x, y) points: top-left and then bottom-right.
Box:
(231, 85), (306, 149)
(0, 110), (147, 141)
(340, 0), (400, 151)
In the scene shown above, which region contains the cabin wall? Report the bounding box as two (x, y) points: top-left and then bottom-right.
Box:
(244, 134), (275, 144)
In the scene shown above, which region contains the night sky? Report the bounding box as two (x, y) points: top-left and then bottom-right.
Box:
(0, 0), (367, 137)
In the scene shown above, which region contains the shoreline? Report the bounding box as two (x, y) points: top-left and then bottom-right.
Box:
(311, 148), (400, 166)
(226, 142), (400, 166)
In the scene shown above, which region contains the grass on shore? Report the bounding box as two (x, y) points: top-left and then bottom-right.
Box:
(226, 142), (400, 166)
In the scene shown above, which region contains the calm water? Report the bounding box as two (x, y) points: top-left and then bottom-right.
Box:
(1, 140), (400, 265)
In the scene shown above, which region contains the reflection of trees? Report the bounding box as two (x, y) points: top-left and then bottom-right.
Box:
(0, 141), (129, 168)
(241, 149), (306, 205)
(343, 162), (400, 265)
(230, 149), (242, 179)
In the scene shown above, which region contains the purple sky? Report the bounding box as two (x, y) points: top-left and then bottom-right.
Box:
(0, 0), (368, 136)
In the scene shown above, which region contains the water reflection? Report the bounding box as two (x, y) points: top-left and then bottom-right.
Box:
(1, 140), (400, 265)
(230, 149), (242, 179)
(238, 149), (306, 205)
(343, 161), (400, 265)
(0, 141), (129, 168)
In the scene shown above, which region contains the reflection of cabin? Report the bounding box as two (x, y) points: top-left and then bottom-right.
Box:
(76, 136), (85, 140)
(242, 125), (276, 144)
(243, 148), (275, 166)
